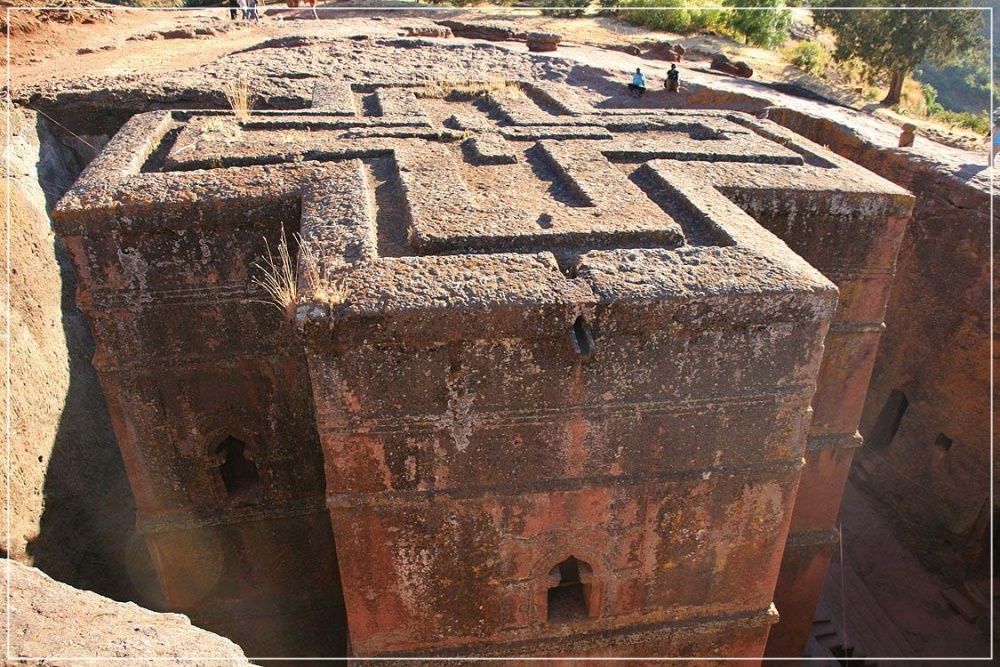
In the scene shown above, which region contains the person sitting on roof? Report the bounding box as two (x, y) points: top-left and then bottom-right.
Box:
(665, 64), (680, 92)
(628, 68), (647, 99)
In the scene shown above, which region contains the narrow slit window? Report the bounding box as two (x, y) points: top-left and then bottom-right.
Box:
(217, 436), (260, 499)
(934, 433), (953, 452)
(546, 556), (592, 623)
(868, 389), (908, 450)
(571, 316), (595, 359)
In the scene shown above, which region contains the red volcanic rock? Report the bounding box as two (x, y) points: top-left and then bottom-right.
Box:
(52, 79), (910, 662)
(711, 53), (753, 78)
(399, 25), (453, 38)
(436, 19), (526, 42)
(526, 31), (561, 52)
(4, 559), (252, 665)
(645, 41), (685, 62)
(898, 122), (917, 147)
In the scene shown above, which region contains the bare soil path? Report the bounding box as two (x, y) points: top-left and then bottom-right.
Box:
(8, 2), (989, 160)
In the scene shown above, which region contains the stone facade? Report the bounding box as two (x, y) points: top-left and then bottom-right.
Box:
(760, 109), (986, 657)
(53, 81), (910, 660)
(778, 112), (993, 586)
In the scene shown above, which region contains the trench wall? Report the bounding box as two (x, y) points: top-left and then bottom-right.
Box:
(6, 79), (991, 660)
(1, 108), (160, 604)
(767, 108), (993, 582)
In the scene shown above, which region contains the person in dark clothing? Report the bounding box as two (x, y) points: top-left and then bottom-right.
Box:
(665, 64), (680, 92)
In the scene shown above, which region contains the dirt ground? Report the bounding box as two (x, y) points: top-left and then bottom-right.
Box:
(4, 2), (988, 152)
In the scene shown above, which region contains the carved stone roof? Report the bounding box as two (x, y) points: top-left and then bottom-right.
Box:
(56, 81), (912, 342)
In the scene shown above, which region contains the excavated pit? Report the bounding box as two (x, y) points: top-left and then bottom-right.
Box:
(9, 33), (992, 663)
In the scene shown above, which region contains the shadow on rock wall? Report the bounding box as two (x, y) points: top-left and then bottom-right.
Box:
(25, 113), (162, 608)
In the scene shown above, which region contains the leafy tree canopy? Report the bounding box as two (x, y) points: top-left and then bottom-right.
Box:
(813, 0), (986, 104)
(723, 0), (792, 49)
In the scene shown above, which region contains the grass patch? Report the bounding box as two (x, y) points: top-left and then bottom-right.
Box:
(929, 109), (991, 135)
(253, 228), (346, 320)
(539, 0), (591, 18)
(417, 79), (523, 102)
(787, 42), (829, 78)
(613, 0), (727, 35)
(222, 72), (254, 123)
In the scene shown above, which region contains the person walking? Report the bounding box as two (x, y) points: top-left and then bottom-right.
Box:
(665, 63), (680, 92)
(628, 68), (647, 99)
(247, 0), (261, 23)
(986, 113), (1000, 166)
(228, 0), (239, 21)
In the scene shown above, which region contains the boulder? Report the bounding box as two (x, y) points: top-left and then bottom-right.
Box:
(526, 32), (561, 53)
(710, 53), (753, 78)
(436, 20), (526, 42)
(400, 25), (453, 38)
(898, 123), (917, 148)
(158, 28), (197, 40)
(645, 41), (685, 62)
(790, 21), (816, 41)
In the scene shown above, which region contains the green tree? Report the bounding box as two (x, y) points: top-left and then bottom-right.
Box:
(723, 0), (792, 49)
(813, 0), (986, 106)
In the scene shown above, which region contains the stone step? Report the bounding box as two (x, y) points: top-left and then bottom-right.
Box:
(821, 560), (919, 660)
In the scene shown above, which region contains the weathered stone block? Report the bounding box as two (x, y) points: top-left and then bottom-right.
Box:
(526, 32), (561, 52)
(711, 54), (753, 78)
(53, 80), (911, 661)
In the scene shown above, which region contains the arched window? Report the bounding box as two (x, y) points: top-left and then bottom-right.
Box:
(546, 556), (593, 623)
(216, 436), (259, 500)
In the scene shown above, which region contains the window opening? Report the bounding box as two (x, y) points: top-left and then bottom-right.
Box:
(546, 556), (592, 623)
(571, 316), (595, 359)
(934, 433), (953, 452)
(217, 436), (259, 499)
(868, 389), (908, 450)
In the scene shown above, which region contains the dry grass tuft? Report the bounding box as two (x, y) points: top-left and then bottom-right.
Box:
(199, 117), (243, 143)
(252, 228), (347, 320)
(296, 235), (348, 307)
(253, 226), (299, 319)
(222, 72), (255, 123)
(481, 81), (527, 111)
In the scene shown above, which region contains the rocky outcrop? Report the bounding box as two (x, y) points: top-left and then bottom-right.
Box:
(159, 28), (198, 40)
(2, 109), (141, 610)
(614, 43), (642, 56)
(436, 19), (526, 42)
(526, 31), (561, 52)
(2, 559), (253, 665)
(399, 24), (452, 39)
(645, 41), (684, 62)
(710, 53), (753, 78)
